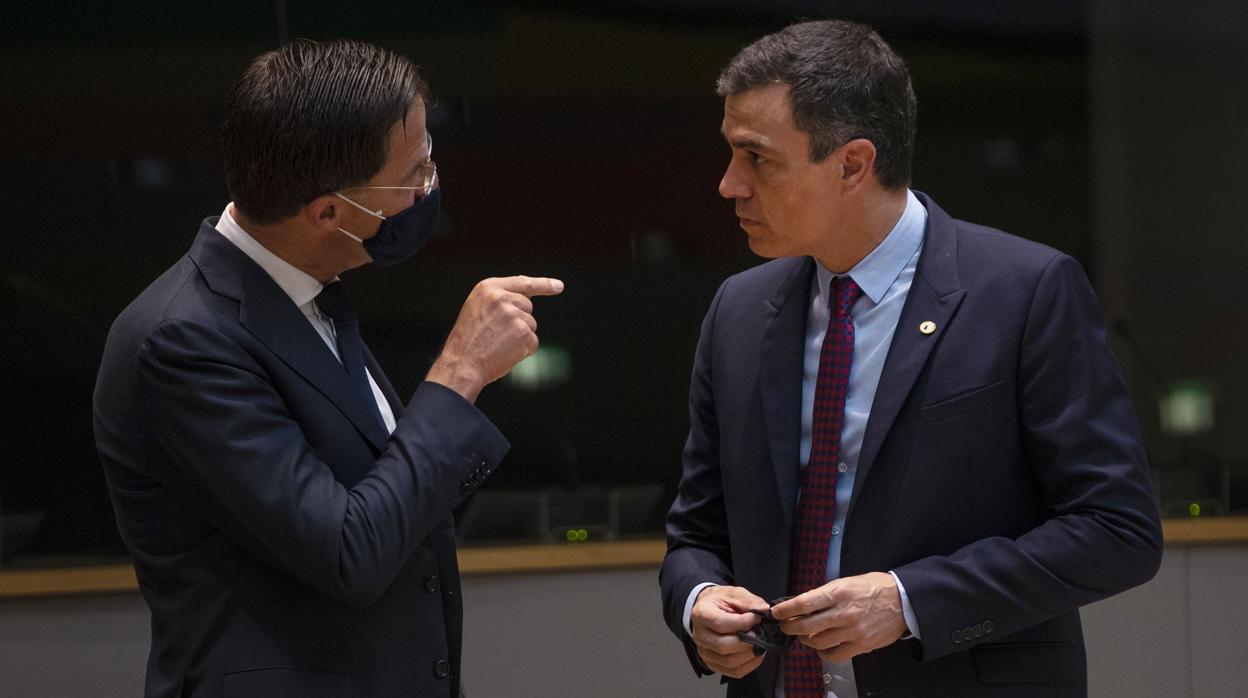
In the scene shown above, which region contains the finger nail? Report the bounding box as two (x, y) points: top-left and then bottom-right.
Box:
(552, 279), (565, 292)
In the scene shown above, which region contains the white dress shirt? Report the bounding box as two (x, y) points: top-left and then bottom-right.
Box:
(214, 204), (397, 434)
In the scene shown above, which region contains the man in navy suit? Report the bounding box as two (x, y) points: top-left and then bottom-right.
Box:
(93, 40), (562, 697)
(660, 21), (1162, 698)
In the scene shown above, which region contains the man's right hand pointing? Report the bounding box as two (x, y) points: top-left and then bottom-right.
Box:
(427, 275), (564, 403)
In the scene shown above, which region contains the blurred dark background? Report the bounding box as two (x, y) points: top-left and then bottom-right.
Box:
(1, 0), (1244, 566)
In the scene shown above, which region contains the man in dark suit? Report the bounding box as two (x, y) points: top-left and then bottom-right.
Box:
(93, 40), (562, 697)
(660, 21), (1162, 698)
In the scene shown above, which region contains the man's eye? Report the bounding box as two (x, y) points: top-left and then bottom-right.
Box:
(749, 151), (768, 165)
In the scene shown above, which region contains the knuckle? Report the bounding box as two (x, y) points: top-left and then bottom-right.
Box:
(705, 634), (733, 651)
(698, 649), (723, 665)
(705, 617), (730, 634)
(719, 635), (745, 652)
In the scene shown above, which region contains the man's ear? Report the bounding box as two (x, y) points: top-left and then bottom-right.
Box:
(303, 193), (345, 236)
(837, 138), (878, 190)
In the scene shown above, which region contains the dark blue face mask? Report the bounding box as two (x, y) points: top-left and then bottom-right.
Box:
(335, 186), (441, 267)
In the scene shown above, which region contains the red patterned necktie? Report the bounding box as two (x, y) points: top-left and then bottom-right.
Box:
(783, 275), (863, 698)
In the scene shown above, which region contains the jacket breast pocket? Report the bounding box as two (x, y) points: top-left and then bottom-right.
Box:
(224, 667), (351, 698)
(919, 379), (1006, 424)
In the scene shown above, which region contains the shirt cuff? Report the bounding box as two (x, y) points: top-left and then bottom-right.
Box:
(683, 582), (720, 636)
(889, 570), (922, 641)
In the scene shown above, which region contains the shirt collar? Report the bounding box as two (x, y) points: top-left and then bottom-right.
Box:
(214, 203), (328, 308)
(815, 188), (927, 305)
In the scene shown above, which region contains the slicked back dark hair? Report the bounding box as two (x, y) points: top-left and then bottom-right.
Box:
(717, 20), (917, 189)
(220, 39), (428, 224)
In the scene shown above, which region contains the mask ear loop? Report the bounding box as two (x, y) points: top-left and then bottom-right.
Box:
(334, 192), (386, 243)
(334, 192), (386, 218)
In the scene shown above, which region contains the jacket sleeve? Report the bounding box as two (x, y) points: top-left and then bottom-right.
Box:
(135, 319), (508, 607)
(660, 282), (736, 675)
(893, 253), (1163, 660)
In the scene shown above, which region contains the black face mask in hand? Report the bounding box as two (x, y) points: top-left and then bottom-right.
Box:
(737, 596), (796, 655)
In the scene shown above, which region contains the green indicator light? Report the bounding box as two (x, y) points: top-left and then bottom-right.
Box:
(1189, 502), (1201, 517)
(577, 529), (588, 541)
(566, 529), (577, 542)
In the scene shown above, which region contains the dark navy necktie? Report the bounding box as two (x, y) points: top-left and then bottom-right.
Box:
(784, 275), (863, 698)
(315, 282), (387, 431)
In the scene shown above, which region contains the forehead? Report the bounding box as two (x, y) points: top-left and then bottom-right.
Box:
(721, 84), (798, 147)
(389, 100), (429, 156)
(373, 101), (429, 182)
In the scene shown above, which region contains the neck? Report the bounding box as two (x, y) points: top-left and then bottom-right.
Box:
(814, 187), (908, 274)
(231, 205), (340, 284)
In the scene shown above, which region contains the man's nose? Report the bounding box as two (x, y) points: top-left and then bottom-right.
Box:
(719, 161), (750, 200)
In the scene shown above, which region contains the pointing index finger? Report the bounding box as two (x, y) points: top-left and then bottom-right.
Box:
(498, 275), (565, 298)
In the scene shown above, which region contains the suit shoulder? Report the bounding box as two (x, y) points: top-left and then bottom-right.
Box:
(951, 218), (1076, 280)
(103, 256), (235, 363)
(717, 257), (806, 306)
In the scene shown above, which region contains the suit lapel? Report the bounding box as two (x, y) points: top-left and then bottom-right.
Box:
(760, 257), (815, 528)
(189, 223), (391, 453)
(846, 193), (965, 520)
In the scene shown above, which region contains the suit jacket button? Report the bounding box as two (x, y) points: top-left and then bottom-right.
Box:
(433, 658), (450, 679)
(951, 630), (963, 644)
(425, 576), (440, 593)
(983, 620), (994, 634)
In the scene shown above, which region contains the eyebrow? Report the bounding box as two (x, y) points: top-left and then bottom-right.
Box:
(721, 129), (771, 153)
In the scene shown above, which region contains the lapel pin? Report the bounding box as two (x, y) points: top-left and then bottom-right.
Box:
(919, 321), (936, 335)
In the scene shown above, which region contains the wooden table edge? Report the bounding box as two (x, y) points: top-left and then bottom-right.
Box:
(3, 518), (1246, 600)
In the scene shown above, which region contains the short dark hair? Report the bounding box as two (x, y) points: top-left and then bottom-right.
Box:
(716, 20), (917, 189)
(220, 39), (428, 224)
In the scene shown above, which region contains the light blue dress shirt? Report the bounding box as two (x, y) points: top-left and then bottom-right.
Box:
(683, 190), (927, 698)
(788, 189), (926, 697)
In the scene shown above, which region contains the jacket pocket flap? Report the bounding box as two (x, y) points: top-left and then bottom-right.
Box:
(920, 379), (1005, 423)
(224, 667), (351, 698)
